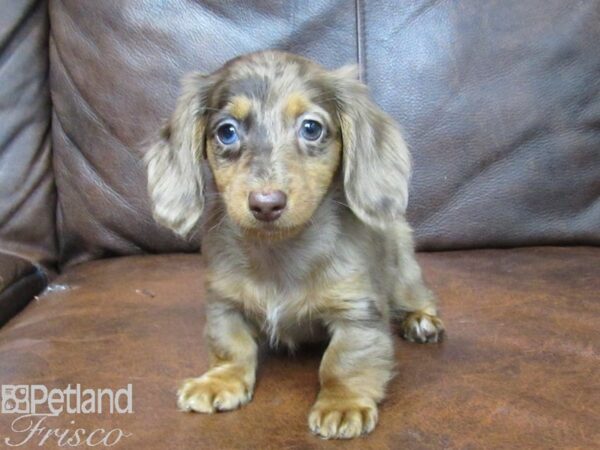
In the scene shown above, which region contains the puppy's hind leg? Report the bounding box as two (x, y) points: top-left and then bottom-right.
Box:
(386, 220), (445, 343)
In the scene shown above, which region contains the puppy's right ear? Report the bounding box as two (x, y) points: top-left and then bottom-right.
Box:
(145, 73), (213, 237)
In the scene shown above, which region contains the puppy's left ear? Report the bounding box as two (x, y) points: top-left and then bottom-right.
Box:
(330, 66), (411, 229)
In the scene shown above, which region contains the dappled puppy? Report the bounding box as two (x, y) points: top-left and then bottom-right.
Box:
(145, 51), (444, 439)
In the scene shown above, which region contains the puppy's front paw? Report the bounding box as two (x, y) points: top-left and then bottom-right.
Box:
(177, 369), (253, 413)
(308, 395), (378, 439)
(400, 311), (445, 343)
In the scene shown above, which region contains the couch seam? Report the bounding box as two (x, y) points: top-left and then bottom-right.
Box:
(355, 0), (365, 82)
(46, 0), (61, 272)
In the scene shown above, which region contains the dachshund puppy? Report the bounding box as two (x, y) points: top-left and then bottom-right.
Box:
(145, 50), (444, 439)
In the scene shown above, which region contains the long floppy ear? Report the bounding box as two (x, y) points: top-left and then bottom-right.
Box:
(144, 73), (213, 237)
(330, 66), (411, 230)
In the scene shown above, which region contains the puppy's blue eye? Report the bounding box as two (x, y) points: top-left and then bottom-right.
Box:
(216, 123), (239, 145)
(300, 119), (323, 141)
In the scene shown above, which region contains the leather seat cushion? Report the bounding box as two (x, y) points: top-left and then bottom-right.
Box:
(0, 247), (597, 448)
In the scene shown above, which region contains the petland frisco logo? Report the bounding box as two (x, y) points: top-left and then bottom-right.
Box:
(1, 384), (133, 447)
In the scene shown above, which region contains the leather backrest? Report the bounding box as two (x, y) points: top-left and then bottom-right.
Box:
(48, 1), (600, 266)
(0, 0), (57, 269)
(362, 0), (600, 250)
(49, 0), (356, 266)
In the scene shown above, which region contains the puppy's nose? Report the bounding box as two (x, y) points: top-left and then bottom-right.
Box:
(248, 191), (287, 222)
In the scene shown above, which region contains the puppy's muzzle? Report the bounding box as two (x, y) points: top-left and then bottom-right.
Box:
(248, 190), (287, 222)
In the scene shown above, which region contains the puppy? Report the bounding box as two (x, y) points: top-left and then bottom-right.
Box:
(145, 50), (444, 439)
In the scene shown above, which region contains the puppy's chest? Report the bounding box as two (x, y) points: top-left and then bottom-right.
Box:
(207, 266), (329, 346)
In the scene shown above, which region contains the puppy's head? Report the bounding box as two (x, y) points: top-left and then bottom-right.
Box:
(145, 51), (410, 239)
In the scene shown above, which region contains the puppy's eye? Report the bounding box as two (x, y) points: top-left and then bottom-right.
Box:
(216, 123), (239, 145)
(300, 119), (323, 141)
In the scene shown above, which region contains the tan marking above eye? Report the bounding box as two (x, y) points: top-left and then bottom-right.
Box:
(228, 96), (252, 121)
(285, 92), (310, 120)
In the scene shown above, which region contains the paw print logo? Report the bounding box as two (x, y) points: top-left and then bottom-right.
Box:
(1, 385), (29, 414)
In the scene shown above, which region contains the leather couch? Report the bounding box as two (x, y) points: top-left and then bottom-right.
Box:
(1, 1), (598, 448)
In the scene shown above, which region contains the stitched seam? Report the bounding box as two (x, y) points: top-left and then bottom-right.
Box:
(46, 0), (60, 272)
(355, 0), (365, 82)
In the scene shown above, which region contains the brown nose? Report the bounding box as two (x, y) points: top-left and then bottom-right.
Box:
(248, 191), (287, 222)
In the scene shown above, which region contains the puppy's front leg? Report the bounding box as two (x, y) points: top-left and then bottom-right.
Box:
(309, 320), (394, 439)
(177, 297), (258, 413)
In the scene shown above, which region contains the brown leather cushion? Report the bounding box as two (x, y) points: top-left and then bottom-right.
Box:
(49, 0), (356, 266)
(48, 1), (600, 266)
(0, 252), (46, 326)
(0, 248), (597, 448)
(0, 0), (56, 268)
(364, 0), (600, 251)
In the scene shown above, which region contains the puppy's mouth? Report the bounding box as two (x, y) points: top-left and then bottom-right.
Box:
(241, 219), (305, 241)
